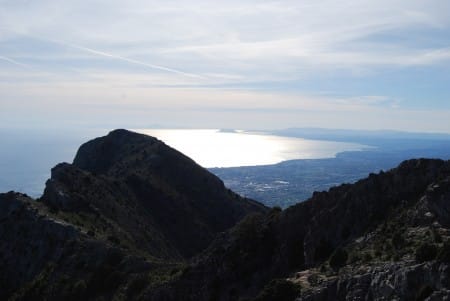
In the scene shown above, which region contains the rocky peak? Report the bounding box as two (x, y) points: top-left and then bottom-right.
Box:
(2, 129), (449, 301)
(73, 129), (160, 175)
(0, 129), (267, 300)
(40, 129), (266, 260)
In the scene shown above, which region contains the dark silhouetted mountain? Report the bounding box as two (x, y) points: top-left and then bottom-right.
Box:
(1, 129), (450, 300)
(0, 129), (265, 300)
(0, 191), (157, 300)
(150, 159), (450, 300)
(42, 129), (265, 260)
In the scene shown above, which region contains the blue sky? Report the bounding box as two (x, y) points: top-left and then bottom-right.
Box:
(1, 0), (450, 132)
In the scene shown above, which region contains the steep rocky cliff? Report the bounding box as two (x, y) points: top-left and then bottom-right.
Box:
(1, 129), (449, 301)
(150, 159), (450, 301)
(0, 191), (157, 300)
(0, 129), (265, 300)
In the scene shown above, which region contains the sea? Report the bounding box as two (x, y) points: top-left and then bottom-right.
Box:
(0, 128), (368, 198)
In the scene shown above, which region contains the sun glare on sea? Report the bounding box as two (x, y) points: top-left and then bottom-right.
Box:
(135, 129), (367, 168)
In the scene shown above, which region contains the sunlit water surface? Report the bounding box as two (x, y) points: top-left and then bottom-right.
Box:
(0, 128), (368, 197)
(135, 129), (368, 168)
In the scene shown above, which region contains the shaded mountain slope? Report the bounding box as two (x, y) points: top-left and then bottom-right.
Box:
(2, 129), (450, 301)
(41, 129), (266, 260)
(0, 192), (158, 301)
(151, 159), (450, 300)
(0, 129), (266, 300)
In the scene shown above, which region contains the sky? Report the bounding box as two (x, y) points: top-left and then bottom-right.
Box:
(1, 0), (450, 132)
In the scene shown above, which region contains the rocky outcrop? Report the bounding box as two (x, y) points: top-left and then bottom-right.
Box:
(41, 129), (266, 259)
(425, 177), (450, 227)
(0, 192), (154, 301)
(301, 159), (449, 266)
(0, 129), (266, 300)
(294, 261), (450, 300)
(0, 192), (78, 299)
(153, 159), (450, 301)
(1, 129), (449, 301)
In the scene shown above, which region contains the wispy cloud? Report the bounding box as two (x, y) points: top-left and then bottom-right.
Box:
(2, 0), (450, 80)
(2, 77), (449, 132)
(1, 0), (450, 132)
(0, 55), (29, 68)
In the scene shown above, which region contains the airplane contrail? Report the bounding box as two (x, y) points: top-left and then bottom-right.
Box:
(57, 40), (205, 79)
(0, 55), (30, 69)
(12, 34), (206, 79)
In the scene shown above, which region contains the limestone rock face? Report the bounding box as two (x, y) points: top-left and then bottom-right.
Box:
(0, 192), (78, 298)
(0, 191), (157, 300)
(296, 261), (450, 301)
(1, 129), (450, 301)
(153, 159), (450, 301)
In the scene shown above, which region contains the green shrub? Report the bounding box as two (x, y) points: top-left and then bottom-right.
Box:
(415, 284), (433, 301)
(431, 229), (442, 243)
(363, 252), (373, 262)
(329, 248), (348, 270)
(232, 214), (264, 245)
(313, 239), (333, 262)
(374, 249), (382, 257)
(71, 280), (87, 298)
(271, 206), (282, 212)
(415, 243), (437, 263)
(347, 250), (361, 263)
(392, 231), (405, 249)
(105, 249), (124, 266)
(437, 242), (450, 263)
(107, 235), (120, 245)
(126, 274), (148, 298)
(253, 279), (301, 301)
(87, 264), (124, 294)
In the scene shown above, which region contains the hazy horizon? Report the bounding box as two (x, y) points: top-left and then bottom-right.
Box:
(1, 1), (450, 133)
(0, 128), (371, 197)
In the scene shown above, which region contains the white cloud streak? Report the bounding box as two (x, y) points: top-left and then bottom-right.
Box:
(0, 0), (449, 84)
(72, 44), (205, 79)
(0, 55), (29, 68)
(41, 38), (206, 79)
(0, 0), (449, 131)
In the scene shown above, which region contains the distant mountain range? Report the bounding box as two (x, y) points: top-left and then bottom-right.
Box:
(273, 127), (450, 144)
(1, 129), (450, 300)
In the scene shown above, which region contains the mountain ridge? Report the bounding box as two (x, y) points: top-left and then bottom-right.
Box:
(0, 130), (449, 300)
(148, 158), (450, 300)
(0, 129), (266, 300)
(42, 129), (266, 259)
